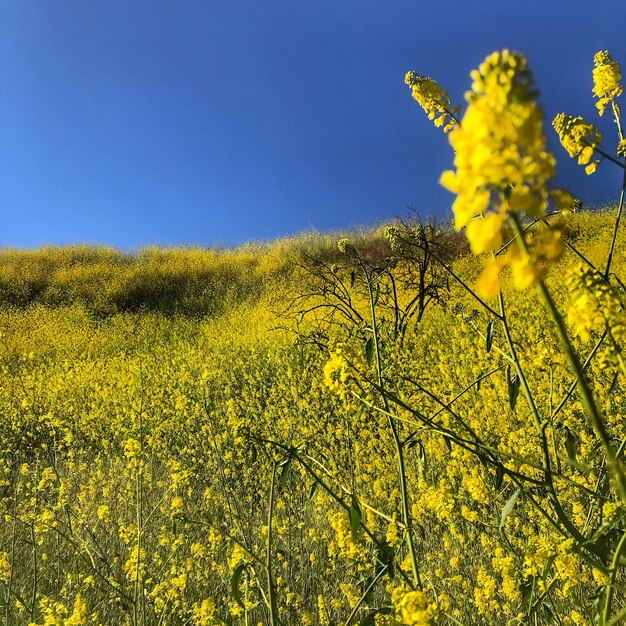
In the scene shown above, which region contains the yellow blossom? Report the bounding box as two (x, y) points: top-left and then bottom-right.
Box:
(553, 113), (602, 173)
(405, 71), (459, 132)
(593, 50), (622, 115)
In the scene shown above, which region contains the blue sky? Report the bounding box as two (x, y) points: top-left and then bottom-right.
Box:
(1, 1), (625, 248)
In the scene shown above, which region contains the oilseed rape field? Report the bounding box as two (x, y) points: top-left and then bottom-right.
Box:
(2, 49), (626, 626)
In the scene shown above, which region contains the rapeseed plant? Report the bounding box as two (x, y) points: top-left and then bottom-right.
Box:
(2, 48), (626, 626)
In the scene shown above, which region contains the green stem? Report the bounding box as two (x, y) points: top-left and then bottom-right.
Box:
(509, 213), (626, 501)
(362, 259), (422, 591)
(266, 462), (279, 626)
(604, 157), (626, 277)
(30, 523), (37, 619)
(249, 438), (416, 590)
(343, 564), (389, 626)
(428, 249), (502, 318)
(608, 604), (626, 626)
(602, 528), (626, 626)
(497, 289), (588, 545)
(589, 142), (626, 169)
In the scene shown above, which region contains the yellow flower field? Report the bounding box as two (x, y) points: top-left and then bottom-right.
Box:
(1, 49), (626, 625)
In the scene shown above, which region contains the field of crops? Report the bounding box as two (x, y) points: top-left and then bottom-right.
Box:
(2, 49), (626, 626)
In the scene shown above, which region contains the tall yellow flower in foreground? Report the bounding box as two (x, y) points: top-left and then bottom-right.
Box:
(437, 50), (562, 295)
(440, 50), (555, 231)
(592, 50), (623, 116)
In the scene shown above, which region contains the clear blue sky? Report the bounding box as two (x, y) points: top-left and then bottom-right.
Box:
(1, 1), (625, 248)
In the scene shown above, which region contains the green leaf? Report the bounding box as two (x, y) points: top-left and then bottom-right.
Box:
(592, 586), (606, 626)
(279, 459), (292, 491)
(508, 373), (520, 411)
(564, 427), (586, 473)
(230, 563), (248, 609)
(373, 283), (381, 306)
(349, 494), (362, 542)
(494, 464), (504, 491)
(407, 439), (426, 463)
(520, 577), (535, 608)
(486, 319), (495, 353)
(376, 539), (395, 579)
(499, 488), (521, 533)
(541, 555), (556, 582)
(365, 337), (374, 366)
(309, 481), (319, 500)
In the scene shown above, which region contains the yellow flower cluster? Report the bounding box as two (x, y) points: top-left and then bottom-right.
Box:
(440, 50), (555, 230)
(405, 71), (459, 132)
(567, 263), (626, 369)
(432, 50), (567, 296)
(553, 113), (603, 174)
(482, 222), (564, 295)
(377, 587), (440, 625)
(592, 50), (623, 115)
(323, 342), (364, 400)
(567, 265), (626, 340)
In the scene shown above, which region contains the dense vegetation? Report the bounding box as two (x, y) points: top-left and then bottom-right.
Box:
(0, 209), (623, 626)
(2, 47), (626, 626)
(0, 225), (458, 317)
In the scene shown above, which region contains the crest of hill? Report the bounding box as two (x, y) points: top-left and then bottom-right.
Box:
(0, 209), (614, 317)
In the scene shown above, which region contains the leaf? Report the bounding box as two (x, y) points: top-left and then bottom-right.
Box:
(486, 319), (495, 353)
(373, 283), (381, 306)
(413, 522), (426, 540)
(279, 459), (292, 491)
(365, 337), (374, 366)
(508, 373), (520, 411)
(499, 488), (521, 533)
(230, 563), (248, 609)
(494, 463), (504, 491)
(592, 586), (607, 626)
(309, 481), (319, 500)
(349, 494), (362, 542)
(541, 554), (556, 582)
(519, 577), (535, 608)
(407, 440), (426, 464)
(350, 271), (356, 288)
(564, 427), (586, 472)
(376, 539), (395, 579)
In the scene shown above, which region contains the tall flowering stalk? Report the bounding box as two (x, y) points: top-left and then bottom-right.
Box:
(593, 50), (623, 117)
(553, 113), (603, 174)
(554, 50), (625, 279)
(404, 72), (459, 133)
(408, 51), (572, 297)
(406, 48), (626, 625)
